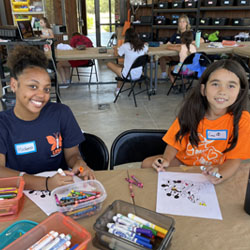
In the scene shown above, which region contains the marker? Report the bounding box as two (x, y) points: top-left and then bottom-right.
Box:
(57, 168), (66, 176)
(200, 166), (223, 179)
(27, 231), (59, 250)
(50, 234), (71, 250)
(69, 244), (79, 250)
(128, 213), (168, 235)
(108, 228), (152, 249)
(42, 233), (64, 250)
(57, 240), (71, 250)
(107, 223), (153, 238)
(107, 223), (151, 243)
(79, 166), (84, 173)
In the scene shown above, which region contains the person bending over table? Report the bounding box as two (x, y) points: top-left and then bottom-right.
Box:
(160, 15), (204, 79)
(57, 32), (93, 87)
(142, 59), (250, 184)
(0, 45), (95, 191)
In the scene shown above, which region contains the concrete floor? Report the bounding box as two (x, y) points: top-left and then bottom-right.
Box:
(59, 59), (183, 151)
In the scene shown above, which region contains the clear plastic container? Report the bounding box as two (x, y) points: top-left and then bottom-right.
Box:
(93, 200), (175, 250)
(0, 176), (25, 222)
(51, 180), (107, 220)
(3, 212), (91, 250)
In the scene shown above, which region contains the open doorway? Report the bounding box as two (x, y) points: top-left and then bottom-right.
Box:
(85, 0), (116, 47)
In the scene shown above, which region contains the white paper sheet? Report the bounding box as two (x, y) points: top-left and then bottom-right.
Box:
(156, 172), (222, 220)
(23, 171), (82, 216)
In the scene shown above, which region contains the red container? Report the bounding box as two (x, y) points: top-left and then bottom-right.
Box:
(3, 212), (91, 250)
(0, 176), (24, 222)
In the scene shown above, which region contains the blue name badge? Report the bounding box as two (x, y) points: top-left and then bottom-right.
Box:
(15, 141), (37, 155)
(206, 130), (228, 140)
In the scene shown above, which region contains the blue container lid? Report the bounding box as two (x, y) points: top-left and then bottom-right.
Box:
(0, 220), (38, 249)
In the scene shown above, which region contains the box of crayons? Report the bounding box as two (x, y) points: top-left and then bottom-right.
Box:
(4, 212), (91, 250)
(51, 180), (107, 220)
(93, 200), (175, 250)
(0, 176), (25, 221)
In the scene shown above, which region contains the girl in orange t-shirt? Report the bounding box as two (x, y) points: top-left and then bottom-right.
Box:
(142, 59), (250, 184)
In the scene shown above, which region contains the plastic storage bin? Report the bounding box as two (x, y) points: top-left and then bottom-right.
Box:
(51, 180), (107, 220)
(219, 0), (234, 5)
(0, 220), (38, 249)
(237, 0), (250, 5)
(93, 200), (175, 250)
(0, 176), (24, 222)
(3, 212), (91, 250)
(204, 0), (217, 6)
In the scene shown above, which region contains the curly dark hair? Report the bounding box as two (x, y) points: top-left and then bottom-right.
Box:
(7, 45), (48, 79)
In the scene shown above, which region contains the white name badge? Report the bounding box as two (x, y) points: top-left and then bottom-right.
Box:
(15, 141), (37, 155)
(206, 130), (228, 140)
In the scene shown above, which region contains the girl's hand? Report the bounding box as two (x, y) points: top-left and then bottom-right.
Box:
(152, 158), (169, 172)
(201, 166), (223, 185)
(72, 165), (95, 180)
(48, 173), (74, 191)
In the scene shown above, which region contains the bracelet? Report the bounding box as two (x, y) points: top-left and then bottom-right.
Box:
(45, 176), (50, 191)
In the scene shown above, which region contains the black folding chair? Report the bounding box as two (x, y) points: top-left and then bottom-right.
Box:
(167, 52), (211, 96)
(110, 129), (167, 170)
(114, 54), (150, 107)
(79, 133), (109, 171)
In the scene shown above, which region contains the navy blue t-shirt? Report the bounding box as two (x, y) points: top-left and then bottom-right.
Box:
(0, 102), (85, 174)
(169, 31), (196, 44)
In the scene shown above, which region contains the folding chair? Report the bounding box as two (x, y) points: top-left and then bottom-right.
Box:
(114, 54), (150, 107)
(79, 133), (109, 171)
(167, 52), (211, 96)
(110, 129), (167, 170)
(69, 60), (98, 86)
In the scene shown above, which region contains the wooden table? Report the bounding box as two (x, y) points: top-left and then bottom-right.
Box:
(233, 45), (250, 59)
(1, 165), (250, 250)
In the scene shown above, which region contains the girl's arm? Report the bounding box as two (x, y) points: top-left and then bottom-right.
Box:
(166, 44), (181, 52)
(63, 145), (95, 180)
(40, 29), (54, 39)
(0, 154), (74, 191)
(202, 159), (242, 184)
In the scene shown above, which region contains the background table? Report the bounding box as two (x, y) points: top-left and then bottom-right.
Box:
(1, 164), (250, 250)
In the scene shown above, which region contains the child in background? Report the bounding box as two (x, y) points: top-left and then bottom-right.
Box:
(39, 17), (54, 39)
(107, 28), (148, 96)
(142, 59), (250, 184)
(0, 45), (94, 191)
(166, 31), (196, 94)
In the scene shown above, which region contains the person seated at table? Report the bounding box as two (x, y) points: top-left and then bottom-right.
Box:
(0, 45), (95, 191)
(166, 31), (196, 94)
(160, 15), (204, 79)
(39, 17), (54, 39)
(57, 32), (93, 86)
(107, 28), (148, 96)
(142, 59), (250, 184)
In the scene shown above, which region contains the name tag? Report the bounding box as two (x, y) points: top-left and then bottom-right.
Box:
(206, 130), (228, 140)
(15, 141), (37, 155)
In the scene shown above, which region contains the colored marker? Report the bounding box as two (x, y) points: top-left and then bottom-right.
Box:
(108, 228), (152, 249)
(79, 166), (84, 173)
(57, 240), (71, 250)
(128, 213), (168, 235)
(69, 244), (79, 250)
(107, 223), (151, 243)
(42, 233), (64, 250)
(57, 168), (66, 176)
(27, 231), (59, 250)
(200, 166), (222, 179)
(50, 234), (71, 250)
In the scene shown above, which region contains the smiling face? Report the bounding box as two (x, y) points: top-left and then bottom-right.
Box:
(201, 68), (241, 119)
(10, 66), (51, 121)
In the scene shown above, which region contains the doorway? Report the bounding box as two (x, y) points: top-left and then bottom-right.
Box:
(85, 0), (116, 46)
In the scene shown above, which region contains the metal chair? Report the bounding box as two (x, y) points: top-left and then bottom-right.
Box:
(79, 133), (109, 171)
(167, 52), (211, 96)
(110, 129), (167, 170)
(69, 60), (98, 85)
(114, 54), (150, 107)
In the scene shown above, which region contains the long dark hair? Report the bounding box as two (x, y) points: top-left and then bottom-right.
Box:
(176, 59), (249, 153)
(124, 28), (144, 52)
(41, 17), (51, 29)
(181, 31), (193, 54)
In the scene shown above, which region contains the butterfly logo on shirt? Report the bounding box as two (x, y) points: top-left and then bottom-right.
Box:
(46, 132), (62, 157)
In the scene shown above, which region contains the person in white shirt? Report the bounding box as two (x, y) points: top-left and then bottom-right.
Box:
(107, 28), (148, 96)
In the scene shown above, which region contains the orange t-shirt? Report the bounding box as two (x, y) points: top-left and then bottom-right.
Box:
(163, 111), (250, 166)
